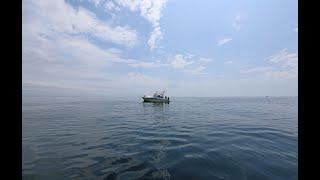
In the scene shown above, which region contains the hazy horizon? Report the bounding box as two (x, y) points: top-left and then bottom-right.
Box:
(23, 83), (297, 98)
(23, 0), (297, 97)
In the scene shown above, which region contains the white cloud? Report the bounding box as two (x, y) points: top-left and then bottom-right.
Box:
(114, 0), (167, 27)
(294, 27), (298, 33)
(114, 0), (167, 50)
(225, 61), (233, 64)
(125, 72), (171, 88)
(128, 60), (163, 68)
(241, 49), (298, 80)
(125, 55), (213, 70)
(240, 67), (273, 73)
(23, 32), (172, 92)
(232, 15), (242, 31)
(115, 0), (140, 11)
(22, 0), (174, 93)
(265, 71), (297, 79)
(199, 57), (213, 63)
(184, 66), (206, 75)
(185, 54), (195, 59)
(105, 1), (120, 11)
(217, 38), (232, 45)
(91, 0), (103, 7)
(148, 26), (163, 50)
(23, 0), (138, 47)
(268, 48), (298, 68)
(265, 49), (298, 79)
(24, 71), (173, 94)
(170, 54), (194, 69)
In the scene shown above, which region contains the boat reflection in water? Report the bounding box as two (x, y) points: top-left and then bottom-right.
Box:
(140, 101), (171, 179)
(141, 93), (170, 123)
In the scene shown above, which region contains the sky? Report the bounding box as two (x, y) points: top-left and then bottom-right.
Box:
(22, 0), (298, 97)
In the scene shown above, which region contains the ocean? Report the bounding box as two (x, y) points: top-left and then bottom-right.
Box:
(22, 96), (298, 180)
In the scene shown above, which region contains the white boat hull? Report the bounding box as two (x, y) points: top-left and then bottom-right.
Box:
(142, 97), (170, 103)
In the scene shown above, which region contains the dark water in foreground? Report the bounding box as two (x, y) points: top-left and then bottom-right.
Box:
(22, 97), (297, 180)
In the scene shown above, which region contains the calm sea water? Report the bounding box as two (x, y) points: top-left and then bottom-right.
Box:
(22, 96), (297, 180)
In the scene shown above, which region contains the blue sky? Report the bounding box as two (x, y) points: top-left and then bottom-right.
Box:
(22, 0), (297, 97)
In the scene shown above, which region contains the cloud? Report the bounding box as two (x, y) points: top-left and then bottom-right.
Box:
(266, 49), (297, 79)
(115, 0), (140, 11)
(185, 54), (195, 59)
(170, 54), (194, 69)
(217, 38), (232, 45)
(199, 58), (213, 63)
(117, 55), (212, 70)
(23, 0), (138, 47)
(241, 49), (298, 80)
(24, 71), (173, 94)
(114, 0), (167, 50)
(225, 61), (233, 64)
(148, 26), (163, 50)
(268, 48), (298, 68)
(128, 60), (163, 68)
(232, 15), (242, 30)
(240, 67), (273, 73)
(125, 72), (171, 88)
(294, 27), (298, 33)
(91, 0), (103, 7)
(105, 1), (120, 11)
(22, 0), (174, 93)
(265, 71), (297, 79)
(22, 32), (171, 92)
(184, 66), (206, 75)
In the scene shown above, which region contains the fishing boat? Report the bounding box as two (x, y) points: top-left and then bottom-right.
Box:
(142, 90), (170, 103)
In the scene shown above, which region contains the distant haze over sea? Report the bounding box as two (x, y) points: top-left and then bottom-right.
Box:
(23, 83), (297, 98)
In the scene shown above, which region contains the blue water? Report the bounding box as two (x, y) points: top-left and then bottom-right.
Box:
(22, 96), (297, 180)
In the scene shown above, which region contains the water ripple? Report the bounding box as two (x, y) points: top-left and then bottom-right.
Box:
(23, 97), (297, 179)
